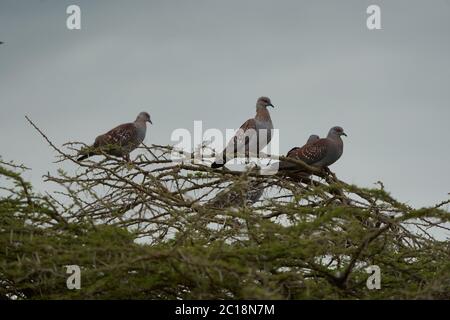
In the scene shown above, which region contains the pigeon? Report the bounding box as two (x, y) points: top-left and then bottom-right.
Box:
(284, 126), (347, 169)
(208, 180), (265, 209)
(273, 134), (318, 173)
(77, 112), (152, 161)
(211, 96), (275, 168)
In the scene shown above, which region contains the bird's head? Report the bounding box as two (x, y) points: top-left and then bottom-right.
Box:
(329, 126), (347, 137)
(256, 96), (275, 109)
(307, 134), (320, 144)
(136, 112), (152, 124)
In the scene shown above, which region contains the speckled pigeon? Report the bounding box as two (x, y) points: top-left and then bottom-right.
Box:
(77, 112), (152, 161)
(285, 126), (347, 169)
(211, 96), (275, 168)
(274, 134), (317, 171)
(208, 180), (265, 208)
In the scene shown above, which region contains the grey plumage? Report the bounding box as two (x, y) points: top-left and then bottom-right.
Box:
(77, 112), (152, 161)
(286, 126), (347, 168)
(280, 134), (319, 170)
(211, 96), (275, 168)
(208, 180), (265, 208)
(307, 134), (320, 144)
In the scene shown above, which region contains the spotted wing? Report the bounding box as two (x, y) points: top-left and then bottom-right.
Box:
(288, 139), (328, 165)
(286, 147), (300, 158)
(95, 123), (137, 147)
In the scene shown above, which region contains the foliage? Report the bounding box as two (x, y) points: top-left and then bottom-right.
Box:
(1, 140), (449, 301)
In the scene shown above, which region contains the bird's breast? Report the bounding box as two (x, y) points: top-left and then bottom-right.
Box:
(136, 125), (147, 143)
(255, 120), (274, 143)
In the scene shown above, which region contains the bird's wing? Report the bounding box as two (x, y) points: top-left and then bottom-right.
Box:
(287, 139), (329, 165)
(94, 123), (137, 148)
(225, 118), (257, 154)
(286, 147), (300, 158)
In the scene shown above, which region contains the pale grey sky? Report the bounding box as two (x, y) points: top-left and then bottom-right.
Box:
(1, 0), (449, 208)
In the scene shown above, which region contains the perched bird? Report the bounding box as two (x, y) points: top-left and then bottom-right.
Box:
(285, 126), (347, 169)
(208, 180), (265, 209)
(77, 112), (152, 161)
(278, 134), (320, 169)
(211, 96), (275, 168)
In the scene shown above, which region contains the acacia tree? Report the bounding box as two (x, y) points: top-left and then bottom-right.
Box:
(0, 121), (449, 299)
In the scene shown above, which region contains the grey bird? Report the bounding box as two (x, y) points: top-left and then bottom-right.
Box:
(208, 180), (265, 209)
(274, 134), (316, 172)
(77, 112), (152, 161)
(306, 134), (320, 144)
(212, 133), (322, 207)
(283, 134), (320, 160)
(285, 126), (347, 169)
(211, 96), (275, 168)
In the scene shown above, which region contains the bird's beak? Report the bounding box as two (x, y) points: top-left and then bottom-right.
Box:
(148, 119), (153, 124)
(342, 132), (347, 137)
(268, 104), (275, 108)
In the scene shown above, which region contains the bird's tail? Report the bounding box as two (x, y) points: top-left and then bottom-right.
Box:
(211, 161), (225, 169)
(77, 154), (90, 161)
(211, 153), (228, 168)
(77, 146), (95, 161)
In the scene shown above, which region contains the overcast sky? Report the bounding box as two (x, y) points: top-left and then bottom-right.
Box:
(1, 0), (449, 209)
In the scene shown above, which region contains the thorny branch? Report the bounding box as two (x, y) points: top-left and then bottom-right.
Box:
(0, 117), (448, 299)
